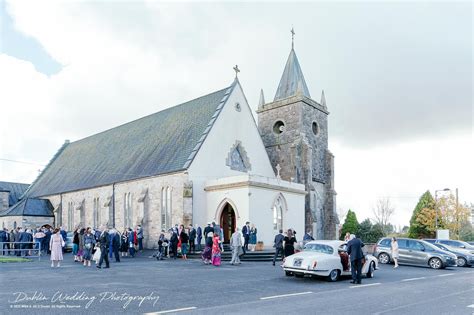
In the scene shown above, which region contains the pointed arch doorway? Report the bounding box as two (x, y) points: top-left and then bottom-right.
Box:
(219, 203), (236, 244)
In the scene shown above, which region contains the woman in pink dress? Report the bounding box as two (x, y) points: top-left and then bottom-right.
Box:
(211, 234), (221, 266)
(50, 228), (64, 267)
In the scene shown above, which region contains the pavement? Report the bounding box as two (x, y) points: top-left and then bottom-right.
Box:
(0, 251), (473, 314)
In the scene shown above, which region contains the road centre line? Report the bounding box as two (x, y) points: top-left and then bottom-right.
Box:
(349, 283), (381, 289)
(467, 304), (474, 308)
(437, 273), (455, 277)
(144, 306), (197, 314)
(260, 291), (313, 300)
(401, 277), (426, 282)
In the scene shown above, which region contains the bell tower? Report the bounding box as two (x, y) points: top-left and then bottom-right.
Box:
(257, 30), (337, 239)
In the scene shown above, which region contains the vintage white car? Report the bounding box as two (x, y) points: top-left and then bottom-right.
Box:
(282, 240), (378, 281)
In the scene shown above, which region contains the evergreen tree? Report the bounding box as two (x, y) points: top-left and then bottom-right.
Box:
(357, 219), (373, 242)
(408, 190), (435, 238)
(339, 209), (359, 240)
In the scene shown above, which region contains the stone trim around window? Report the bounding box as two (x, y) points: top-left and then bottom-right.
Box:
(225, 140), (252, 172)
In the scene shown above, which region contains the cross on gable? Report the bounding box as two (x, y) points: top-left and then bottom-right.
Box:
(233, 65), (240, 77)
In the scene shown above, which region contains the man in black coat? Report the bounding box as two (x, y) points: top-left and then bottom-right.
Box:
(169, 229), (178, 259)
(112, 230), (121, 262)
(242, 222), (251, 251)
(272, 229), (285, 266)
(188, 225), (196, 253)
(203, 223), (213, 246)
(346, 234), (365, 284)
(196, 226), (202, 251)
(97, 226), (110, 269)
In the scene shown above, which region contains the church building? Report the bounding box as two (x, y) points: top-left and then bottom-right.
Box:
(18, 38), (337, 247)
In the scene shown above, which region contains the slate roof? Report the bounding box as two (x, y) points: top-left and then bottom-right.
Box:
(26, 83), (236, 198)
(274, 48), (311, 101)
(0, 198), (54, 217)
(0, 181), (30, 206)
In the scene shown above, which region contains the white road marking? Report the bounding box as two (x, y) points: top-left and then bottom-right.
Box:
(401, 277), (426, 282)
(349, 283), (381, 288)
(438, 273), (455, 277)
(144, 306), (197, 314)
(467, 304), (474, 308)
(260, 291), (313, 300)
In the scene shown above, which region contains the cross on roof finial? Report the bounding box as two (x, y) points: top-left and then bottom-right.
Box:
(233, 65), (240, 78)
(291, 27), (295, 49)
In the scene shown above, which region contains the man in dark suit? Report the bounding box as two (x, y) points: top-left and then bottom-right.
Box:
(169, 229), (178, 259)
(189, 225), (196, 253)
(242, 222), (251, 251)
(111, 230), (121, 262)
(97, 226), (110, 269)
(18, 229), (30, 257)
(272, 229), (285, 266)
(346, 234), (365, 284)
(196, 226), (202, 251)
(203, 223), (213, 246)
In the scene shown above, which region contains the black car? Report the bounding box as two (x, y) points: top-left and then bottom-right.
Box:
(431, 243), (474, 267)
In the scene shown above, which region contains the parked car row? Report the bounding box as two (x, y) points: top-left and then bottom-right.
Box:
(374, 237), (473, 269)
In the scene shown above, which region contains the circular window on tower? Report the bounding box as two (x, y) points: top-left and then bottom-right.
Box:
(273, 120), (285, 134)
(312, 121), (319, 136)
(235, 102), (241, 112)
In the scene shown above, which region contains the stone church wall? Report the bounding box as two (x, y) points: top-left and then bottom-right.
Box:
(43, 172), (190, 248)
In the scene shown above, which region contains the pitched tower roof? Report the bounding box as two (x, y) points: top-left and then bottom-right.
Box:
(274, 48), (311, 101)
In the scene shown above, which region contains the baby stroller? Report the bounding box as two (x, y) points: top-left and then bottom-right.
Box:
(154, 239), (169, 260)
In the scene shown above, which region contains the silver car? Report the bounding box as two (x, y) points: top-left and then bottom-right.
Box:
(374, 237), (457, 269)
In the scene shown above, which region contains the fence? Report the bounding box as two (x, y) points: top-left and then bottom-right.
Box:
(0, 241), (42, 261)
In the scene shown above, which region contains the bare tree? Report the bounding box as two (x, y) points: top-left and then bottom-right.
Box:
(372, 197), (395, 235)
(336, 207), (348, 224)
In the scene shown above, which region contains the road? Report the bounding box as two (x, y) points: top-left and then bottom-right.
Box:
(0, 252), (473, 314)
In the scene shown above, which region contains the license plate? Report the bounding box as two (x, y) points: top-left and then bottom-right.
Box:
(294, 259), (302, 267)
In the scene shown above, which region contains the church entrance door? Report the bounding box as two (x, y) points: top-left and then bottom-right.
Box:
(219, 203), (236, 244)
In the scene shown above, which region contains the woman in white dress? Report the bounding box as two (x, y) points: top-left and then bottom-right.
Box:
(49, 228), (64, 267)
(391, 237), (399, 268)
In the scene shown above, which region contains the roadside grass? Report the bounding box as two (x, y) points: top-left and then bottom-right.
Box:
(0, 256), (32, 263)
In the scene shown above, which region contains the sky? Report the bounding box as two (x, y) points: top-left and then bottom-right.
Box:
(0, 0), (472, 229)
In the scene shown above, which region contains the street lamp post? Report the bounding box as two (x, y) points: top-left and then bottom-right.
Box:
(434, 188), (450, 238)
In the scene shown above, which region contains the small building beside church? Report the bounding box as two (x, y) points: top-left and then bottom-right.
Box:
(19, 40), (337, 247)
(0, 181), (55, 229)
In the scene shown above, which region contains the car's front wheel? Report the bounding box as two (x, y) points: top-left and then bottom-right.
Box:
(456, 257), (467, 267)
(327, 269), (340, 282)
(429, 257), (443, 269)
(378, 253), (390, 264)
(285, 271), (293, 276)
(366, 262), (375, 278)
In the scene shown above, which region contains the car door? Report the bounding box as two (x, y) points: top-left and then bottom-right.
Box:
(407, 240), (427, 265)
(397, 239), (409, 263)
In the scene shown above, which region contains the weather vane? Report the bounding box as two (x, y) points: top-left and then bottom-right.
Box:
(233, 65), (240, 78)
(291, 27), (295, 49)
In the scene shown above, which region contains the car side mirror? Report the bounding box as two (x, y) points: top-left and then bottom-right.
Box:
(460, 245), (465, 248)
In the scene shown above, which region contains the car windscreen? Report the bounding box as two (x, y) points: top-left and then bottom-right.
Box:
(304, 243), (334, 254)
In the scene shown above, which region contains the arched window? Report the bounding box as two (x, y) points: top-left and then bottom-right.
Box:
(166, 187), (172, 228)
(93, 197), (100, 228)
(57, 205), (62, 227)
(124, 193), (132, 228)
(67, 202), (74, 231)
(272, 194), (286, 231)
(161, 188), (166, 230)
(161, 186), (172, 230)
